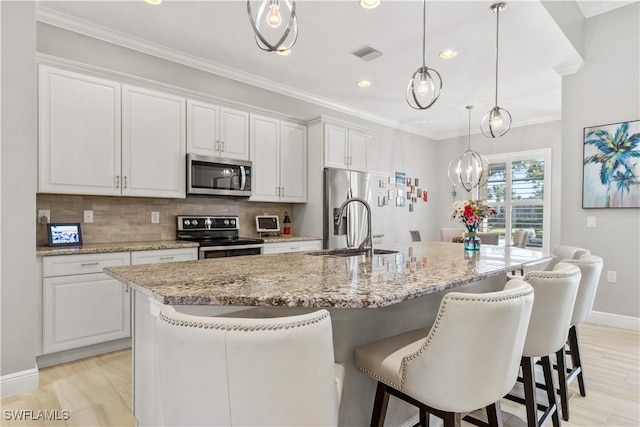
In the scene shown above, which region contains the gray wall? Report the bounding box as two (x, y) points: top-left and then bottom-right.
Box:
(561, 2), (640, 318)
(432, 120), (563, 251)
(1, 2), (38, 377)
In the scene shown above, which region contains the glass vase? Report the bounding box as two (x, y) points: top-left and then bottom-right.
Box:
(464, 226), (481, 251)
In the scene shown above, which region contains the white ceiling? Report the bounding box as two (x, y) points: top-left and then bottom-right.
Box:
(36, 0), (597, 140)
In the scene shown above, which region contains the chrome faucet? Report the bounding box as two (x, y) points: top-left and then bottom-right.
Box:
(334, 197), (374, 257)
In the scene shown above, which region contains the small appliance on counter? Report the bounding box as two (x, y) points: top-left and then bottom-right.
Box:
(255, 215), (280, 236)
(176, 215), (264, 259)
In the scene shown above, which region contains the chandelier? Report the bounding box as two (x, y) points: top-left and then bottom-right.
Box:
(405, 0), (442, 110)
(448, 106), (490, 192)
(481, 2), (511, 138)
(247, 0), (298, 53)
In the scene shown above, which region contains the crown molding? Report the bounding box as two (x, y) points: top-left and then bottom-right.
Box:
(35, 6), (402, 132)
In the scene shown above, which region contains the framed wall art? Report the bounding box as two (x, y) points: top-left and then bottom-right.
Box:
(583, 119), (640, 208)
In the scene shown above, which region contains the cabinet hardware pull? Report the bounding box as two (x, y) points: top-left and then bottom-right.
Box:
(281, 187), (284, 196)
(116, 175), (120, 188)
(159, 256), (174, 260)
(124, 176), (127, 189)
(221, 141), (225, 151)
(81, 262), (99, 266)
(290, 246), (299, 250)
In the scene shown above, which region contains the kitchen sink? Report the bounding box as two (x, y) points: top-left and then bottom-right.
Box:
(306, 248), (398, 257)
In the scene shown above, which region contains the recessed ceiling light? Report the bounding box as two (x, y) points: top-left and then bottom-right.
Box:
(276, 49), (291, 56)
(439, 49), (458, 59)
(360, 0), (381, 9)
(144, 0), (162, 5)
(357, 80), (371, 88)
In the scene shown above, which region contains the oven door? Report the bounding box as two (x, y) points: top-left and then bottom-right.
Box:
(199, 244), (264, 260)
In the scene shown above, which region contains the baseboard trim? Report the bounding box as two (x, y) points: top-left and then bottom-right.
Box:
(36, 338), (131, 369)
(0, 367), (39, 398)
(399, 414), (420, 427)
(587, 311), (640, 331)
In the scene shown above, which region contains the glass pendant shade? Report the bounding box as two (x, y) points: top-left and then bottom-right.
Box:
(406, 66), (442, 110)
(405, 0), (442, 110)
(448, 105), (489, 192)
(481, 106), (512, 138)
(482, 2), (511, 138)
(247, 0), (298, 53)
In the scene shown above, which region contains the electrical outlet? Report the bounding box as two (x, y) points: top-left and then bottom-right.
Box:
(587, 216), (596, 228)
(606, 271), (617, 283)
(38, 210), (50, 224)
(83, 210), (94, 223)
(151, 211), (160, 224)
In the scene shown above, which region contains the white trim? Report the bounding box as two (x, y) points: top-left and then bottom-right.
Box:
(399, 415), (420, 427)
(0, 367), (39, 398)
(587, 311), (640, 331)
(35, 6), (402, 132)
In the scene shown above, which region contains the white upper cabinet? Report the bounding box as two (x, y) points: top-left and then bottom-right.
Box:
(323, 122), (370, 171)
(187, 100), (249, 160)
(122, 85), (186, 198)
(39, 66), (186, 198)
(250, 114), (307, 203)
(38, 65), (122, 196)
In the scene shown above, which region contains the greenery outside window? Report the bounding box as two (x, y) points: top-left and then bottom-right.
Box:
(479, 149), (551, 252)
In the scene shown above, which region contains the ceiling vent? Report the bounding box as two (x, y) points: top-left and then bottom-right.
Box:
(351, 45), (383, 62)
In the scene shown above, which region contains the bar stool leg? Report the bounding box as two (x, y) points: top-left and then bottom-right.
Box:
(486, 401), (504, 427)
(419, 409), (429, 427)
(568, 325), (586, 396)
(556, 347), (569, 421)
(521, 357), (538, 427)
(541, 356), (560, 427)
(442, 412), (462, 427)
(371, 382), (390, 427)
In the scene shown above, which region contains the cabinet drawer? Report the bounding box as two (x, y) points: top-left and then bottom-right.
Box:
(131, 248), (198, 265)
(43, 252), (130, 277)
(263, 240), (322, 254)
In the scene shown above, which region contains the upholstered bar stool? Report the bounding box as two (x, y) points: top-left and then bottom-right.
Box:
(509, 245), (590, 278)
(505, 263), (581, 427)
(554, 255), (603, 421)
(477, 232), (500, 245)
(355, 281), (534, 427)
(156, 307), (344, 426)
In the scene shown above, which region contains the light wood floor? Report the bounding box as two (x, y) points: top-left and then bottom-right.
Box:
(1, 322), (638, 426)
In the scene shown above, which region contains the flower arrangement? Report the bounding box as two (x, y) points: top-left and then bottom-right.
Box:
(451, 199), (496, 232)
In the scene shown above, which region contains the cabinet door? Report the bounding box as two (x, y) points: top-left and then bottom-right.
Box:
(187, 100), (219, 155)
(324, 124), (349, 169)
(280, 121), (307, 203)
(262, 240), (322, 254)
(43, 273), (131, 354)
(122, 85), (186, 198)
(348, 130), (369, 171)
(220, 108), (249, 160)
(249, 115), (280, 201)
(38, 66), (121, 196)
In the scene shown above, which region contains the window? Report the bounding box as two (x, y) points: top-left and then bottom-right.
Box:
(479, 149), (551, 252)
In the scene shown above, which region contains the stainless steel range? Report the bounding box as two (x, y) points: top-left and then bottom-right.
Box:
(176, 215), (264, 260)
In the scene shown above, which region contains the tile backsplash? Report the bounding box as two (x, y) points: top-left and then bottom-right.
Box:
(36, 194), (294, 246)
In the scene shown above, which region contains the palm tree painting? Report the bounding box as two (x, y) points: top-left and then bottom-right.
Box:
(583, 120), (640, 208)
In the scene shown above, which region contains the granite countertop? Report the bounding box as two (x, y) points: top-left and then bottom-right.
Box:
(36, 240), (199, 257)
(104, 242), (550, 309)
(259, 235), (322, 243)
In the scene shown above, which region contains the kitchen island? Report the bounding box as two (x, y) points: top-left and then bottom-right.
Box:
(105, 242), (550, 426)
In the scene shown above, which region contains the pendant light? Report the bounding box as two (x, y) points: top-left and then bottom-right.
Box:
(481, 2), (512, 138)
(247, 0), (298, 53)
(448, 106), (490, 192)
(405, 0), (442, 110)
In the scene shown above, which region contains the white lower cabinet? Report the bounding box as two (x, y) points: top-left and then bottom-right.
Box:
(262, 240), (322, 254)
(42, 252), (131, 354)
(131, 247), (198, 265)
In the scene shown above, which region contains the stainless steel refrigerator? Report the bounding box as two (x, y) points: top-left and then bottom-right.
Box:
(324, 168), (375, 250)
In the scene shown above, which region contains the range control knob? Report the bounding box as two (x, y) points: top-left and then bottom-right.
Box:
(224, 220), (229, 225)
(230, 219), (236, 225)
(184, 220), (190, 226)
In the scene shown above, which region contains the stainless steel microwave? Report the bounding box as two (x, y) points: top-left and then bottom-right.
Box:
(187, 154), (252, 197)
